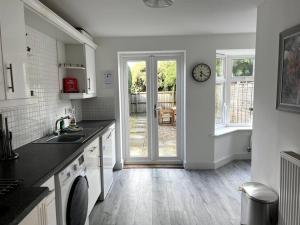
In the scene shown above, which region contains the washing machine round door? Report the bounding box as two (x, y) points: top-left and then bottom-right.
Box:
(66, 175), (89, 225)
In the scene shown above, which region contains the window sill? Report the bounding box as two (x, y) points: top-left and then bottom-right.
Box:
(214, 126), (252, 137)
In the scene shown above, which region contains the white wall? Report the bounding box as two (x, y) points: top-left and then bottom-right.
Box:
(214, 131), (251, 169)
(91, 34), (256, 168)
(252, 0), (300, 191)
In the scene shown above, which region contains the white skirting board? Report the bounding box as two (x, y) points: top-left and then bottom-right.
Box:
(214, 153), (251, 169)
(184, 152), (251, 170)
(114, 160), (124, 170)
(184, 161), (215, 170)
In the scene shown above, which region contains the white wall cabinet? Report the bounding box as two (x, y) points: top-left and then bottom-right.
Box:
(84, 44), (96, 94)
(0, 30), (5, 101)
(0, 0), (97, 101)
(0, 0), (30, 100)
(61, 43), (97, 99)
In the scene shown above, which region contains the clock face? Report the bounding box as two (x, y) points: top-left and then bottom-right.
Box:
(192, 63), (211, 82)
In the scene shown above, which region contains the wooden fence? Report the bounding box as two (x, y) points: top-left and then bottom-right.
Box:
(130, 91), (176, 113)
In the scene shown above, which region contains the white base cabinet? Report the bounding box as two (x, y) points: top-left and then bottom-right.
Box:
(19, 205), (40, 225)
(100, 123), (116, 200)
(42, 190), (57, 225)
(84, 137), (101, 215)
(18, 177), (56, 225)
(40, 177), (57, 225)
(18, 191), (56, 225)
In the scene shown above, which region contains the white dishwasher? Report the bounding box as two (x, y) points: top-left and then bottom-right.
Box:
(84, 137), (101, 215)
(100, 123), (116, 200)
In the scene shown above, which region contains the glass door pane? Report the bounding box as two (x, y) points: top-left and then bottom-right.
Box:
(156, 60), (177, 158)
(127, 61), (149, 158)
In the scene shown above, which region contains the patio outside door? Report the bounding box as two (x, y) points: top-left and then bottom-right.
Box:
(120, 52), (184, 164)
(153, 57), (178, 160)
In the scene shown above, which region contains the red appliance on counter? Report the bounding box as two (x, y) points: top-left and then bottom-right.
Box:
(63, 77), (78, 93)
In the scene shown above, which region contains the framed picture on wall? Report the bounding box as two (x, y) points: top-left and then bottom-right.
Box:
(277, 24), (300, 113)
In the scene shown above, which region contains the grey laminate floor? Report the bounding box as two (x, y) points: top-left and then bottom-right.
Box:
(89, 160), (251, 225)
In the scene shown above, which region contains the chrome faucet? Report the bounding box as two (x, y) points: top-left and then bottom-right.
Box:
(54, 116), (70, 135)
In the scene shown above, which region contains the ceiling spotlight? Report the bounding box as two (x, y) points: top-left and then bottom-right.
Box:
(143, 0), (174, 8)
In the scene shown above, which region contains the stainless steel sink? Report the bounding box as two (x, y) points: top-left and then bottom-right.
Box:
(33, 134), (85, 144)
(46, 134), (85, 143)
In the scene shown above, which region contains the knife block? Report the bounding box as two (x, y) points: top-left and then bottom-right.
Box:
(0, 116), (19, 161)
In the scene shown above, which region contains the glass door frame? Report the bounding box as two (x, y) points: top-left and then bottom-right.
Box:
(118, 51), (185, 165)
(120, 55), (152, 162)
(152, 55), (182, 162)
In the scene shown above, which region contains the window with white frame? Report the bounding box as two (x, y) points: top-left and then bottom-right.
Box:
(215, 55), (226, 125)
(215, 53), (255, 127)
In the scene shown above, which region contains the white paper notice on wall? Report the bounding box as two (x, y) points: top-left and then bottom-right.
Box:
(104, 71), (113, 88)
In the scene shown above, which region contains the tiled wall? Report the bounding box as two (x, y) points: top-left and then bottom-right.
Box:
(0, 26), (82, 149)
(82, 97), (115, 120)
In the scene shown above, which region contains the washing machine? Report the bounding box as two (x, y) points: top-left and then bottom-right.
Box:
(55, 153), (89, 225)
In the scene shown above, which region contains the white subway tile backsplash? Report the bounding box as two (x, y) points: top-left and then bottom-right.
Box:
(71, 100), (83, 122)
(0, 26), (81, 149)
(82, 97), (115, 120)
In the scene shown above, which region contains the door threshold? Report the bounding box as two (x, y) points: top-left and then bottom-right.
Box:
(123, 164), (184, 169)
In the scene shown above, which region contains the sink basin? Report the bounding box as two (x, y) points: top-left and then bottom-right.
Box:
(33, 134), (85, 144)
(46, 134), (85, 143)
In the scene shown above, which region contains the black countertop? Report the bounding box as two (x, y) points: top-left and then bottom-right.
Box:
(0, 120), (115, 225)
(0, 187), (48, 225)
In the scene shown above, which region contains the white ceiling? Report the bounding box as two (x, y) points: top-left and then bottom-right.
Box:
(39, 0), (261, 37)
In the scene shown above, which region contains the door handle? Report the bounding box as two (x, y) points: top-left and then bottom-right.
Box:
(6, 64), (14, 92)
(154, 104), (161, 118)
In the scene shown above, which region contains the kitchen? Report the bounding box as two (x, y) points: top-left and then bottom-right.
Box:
(0, 0), (116, 225)
(2, 0), (300, 225)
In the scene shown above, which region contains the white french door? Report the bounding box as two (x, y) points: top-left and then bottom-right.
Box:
(119, 52), (184, 164)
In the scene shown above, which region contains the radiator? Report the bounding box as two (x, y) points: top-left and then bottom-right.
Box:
(280, 152), (300, 225)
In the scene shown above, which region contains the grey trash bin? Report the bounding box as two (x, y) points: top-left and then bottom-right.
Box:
(239, 182), (278, 225)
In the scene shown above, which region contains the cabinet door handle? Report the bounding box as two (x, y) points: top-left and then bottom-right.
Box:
(6, 64), (14, 92)
(89, 146), (97, 152)
(88, 78), (91, 90)
(43, 203), (47, 225)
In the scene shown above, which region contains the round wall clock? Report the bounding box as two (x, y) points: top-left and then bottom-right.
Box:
(192, 63), (211, 82)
